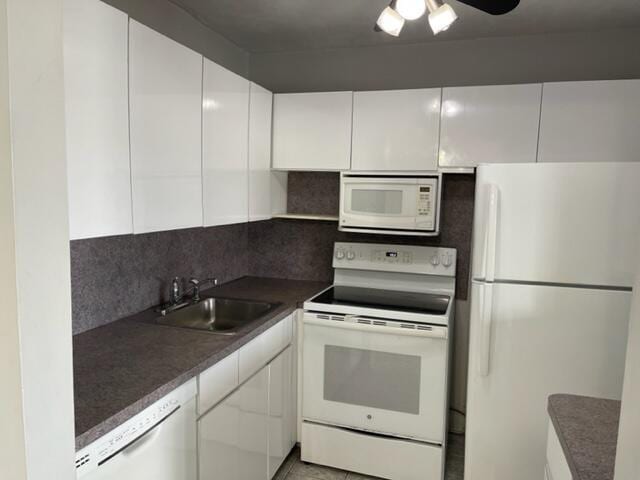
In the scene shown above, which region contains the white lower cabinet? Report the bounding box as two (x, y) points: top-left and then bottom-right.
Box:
(268, 346), (295, 477)
(198, 319), (296, 480)
(545, 421), (572, 480)
(199, 366), (269, 480)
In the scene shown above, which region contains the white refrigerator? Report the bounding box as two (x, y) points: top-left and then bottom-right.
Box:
(466, 163), (640, 480)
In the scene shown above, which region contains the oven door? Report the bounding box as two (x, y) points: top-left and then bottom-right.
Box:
(340, 177), (437, 231)
(302, 312), (448, 444)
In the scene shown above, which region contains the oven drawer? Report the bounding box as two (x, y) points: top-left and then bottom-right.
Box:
(302, 312), (449, 443)
(301, 421), (443, 480)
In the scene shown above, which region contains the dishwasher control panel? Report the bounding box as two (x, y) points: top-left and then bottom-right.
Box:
(75, 378), (196, 478)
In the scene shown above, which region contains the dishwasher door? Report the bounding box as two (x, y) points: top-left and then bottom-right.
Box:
(76, 380), (197, 480)
(87, 399), (196, 480)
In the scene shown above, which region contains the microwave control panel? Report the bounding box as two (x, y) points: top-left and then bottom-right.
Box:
(416, 181), (438, 230)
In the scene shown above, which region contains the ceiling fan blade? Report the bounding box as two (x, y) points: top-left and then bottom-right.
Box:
(455, 0), (520, 15)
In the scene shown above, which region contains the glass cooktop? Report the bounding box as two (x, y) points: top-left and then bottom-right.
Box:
(309, 286), (450, 316)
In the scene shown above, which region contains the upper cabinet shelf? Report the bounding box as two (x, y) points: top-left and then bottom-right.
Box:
(272, 92), (353, 171)
(538, 79), (640, 164)
(439, 84), (542, 168)
(352, 88), (441, 172)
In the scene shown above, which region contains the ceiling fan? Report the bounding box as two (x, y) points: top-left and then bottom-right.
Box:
(375, 0), (520, 36)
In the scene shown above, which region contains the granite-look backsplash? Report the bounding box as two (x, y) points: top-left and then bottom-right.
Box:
(249, 173), (475, 300)
(287, 171), (340, 215)
(70, 223), (248, 334)
(71, 173), (474, 333)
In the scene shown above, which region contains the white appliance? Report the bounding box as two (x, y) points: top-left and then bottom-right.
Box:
(75, 379), (197, 480)
(339, 173), (442, 236)
(466, 163), (640, 480)
(302, 242), (456, 480)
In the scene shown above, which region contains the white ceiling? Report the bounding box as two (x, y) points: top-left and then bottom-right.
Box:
(168, 0), (640, 53)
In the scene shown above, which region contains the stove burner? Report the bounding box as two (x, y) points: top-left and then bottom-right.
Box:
(309, 286), (450, 316)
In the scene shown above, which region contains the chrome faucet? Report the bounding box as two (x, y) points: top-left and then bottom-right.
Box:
(189, 277), (218, 303)
(170, 277), (181, 305)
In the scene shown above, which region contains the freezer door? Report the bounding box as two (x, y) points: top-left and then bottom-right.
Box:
(472, 163), (640, 287)
(465, 281), (630, 480)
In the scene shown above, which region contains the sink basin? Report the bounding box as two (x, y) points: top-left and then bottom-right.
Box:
(154, 297), (281, 334)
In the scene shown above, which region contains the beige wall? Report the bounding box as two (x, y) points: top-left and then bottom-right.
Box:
(1, 0), (76, 478)
(0, 0), (27, 477)
(616, 252), (640, 479)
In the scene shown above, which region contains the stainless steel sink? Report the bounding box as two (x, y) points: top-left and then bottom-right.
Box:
(154, 297), (281, 334)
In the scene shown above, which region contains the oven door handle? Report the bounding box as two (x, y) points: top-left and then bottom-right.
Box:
(304, 316), (448, 339)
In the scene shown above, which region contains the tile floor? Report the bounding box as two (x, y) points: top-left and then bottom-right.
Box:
(274, 434), (465, 480)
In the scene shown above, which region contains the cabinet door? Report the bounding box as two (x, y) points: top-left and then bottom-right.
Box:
(351, 89), (441, 171)
(199, 388), (241, 480)
(268, 346), (295, 478)
(63, 0), (131, 239)
(439, 84), (542, 168)
(203, 59), (250, 226)
(249, 82), (273, 222)
(129, 20), (203, 233)
(538, 80), (640, 163)
(272, 92), (353, 171)
(239, 366), (269, 480)
(199, 366), (269, 480)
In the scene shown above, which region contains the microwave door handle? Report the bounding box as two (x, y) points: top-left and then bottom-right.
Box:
(482, 184), (499, 282)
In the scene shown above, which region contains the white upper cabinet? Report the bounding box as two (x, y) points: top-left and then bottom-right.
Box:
(538, 80), (640, 163)
(202, 59), (250, 227)
(351, 89), (441, 172)
(129, 20), (203, 233)
(272, 92), (353, 171)
(439, 84), (542, 168)
(63, 0), (131, 240)
(248, 82), (273, 222)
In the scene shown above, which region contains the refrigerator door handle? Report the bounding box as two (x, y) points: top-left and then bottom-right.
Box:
(478, 283), (494, 377)
(482, 184), (499, 282)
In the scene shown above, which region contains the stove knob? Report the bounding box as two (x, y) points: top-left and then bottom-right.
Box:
(430, 255), (440, 266)
(335, 249), (345, 260)
(346, 251), (356, 261)
(442, 254), (453, 268)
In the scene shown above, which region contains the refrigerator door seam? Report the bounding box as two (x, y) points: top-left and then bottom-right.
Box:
(476, 279), (631, 292)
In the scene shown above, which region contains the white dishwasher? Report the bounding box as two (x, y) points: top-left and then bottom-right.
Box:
(75, 379), (197, 480)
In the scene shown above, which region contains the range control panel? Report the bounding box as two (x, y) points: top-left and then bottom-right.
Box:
(333, 242), (456, 276)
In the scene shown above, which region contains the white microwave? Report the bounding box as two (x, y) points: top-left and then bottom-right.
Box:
(339, 173), (442, 236)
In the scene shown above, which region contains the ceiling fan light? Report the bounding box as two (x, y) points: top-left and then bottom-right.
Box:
(376, 6), (405, 37)
(427, 2), (457, 34)
(394, 0), (427, 20)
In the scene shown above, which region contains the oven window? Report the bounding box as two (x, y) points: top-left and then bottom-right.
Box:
(323, 345), (421, 414)
(351, 189), (403, 215)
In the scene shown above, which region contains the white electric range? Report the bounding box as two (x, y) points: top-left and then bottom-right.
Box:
(301, 242), (456, 480)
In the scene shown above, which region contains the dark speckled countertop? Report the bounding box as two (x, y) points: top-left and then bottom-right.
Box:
(548, 394), (621, 480)
(73, 276), (328, 450)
